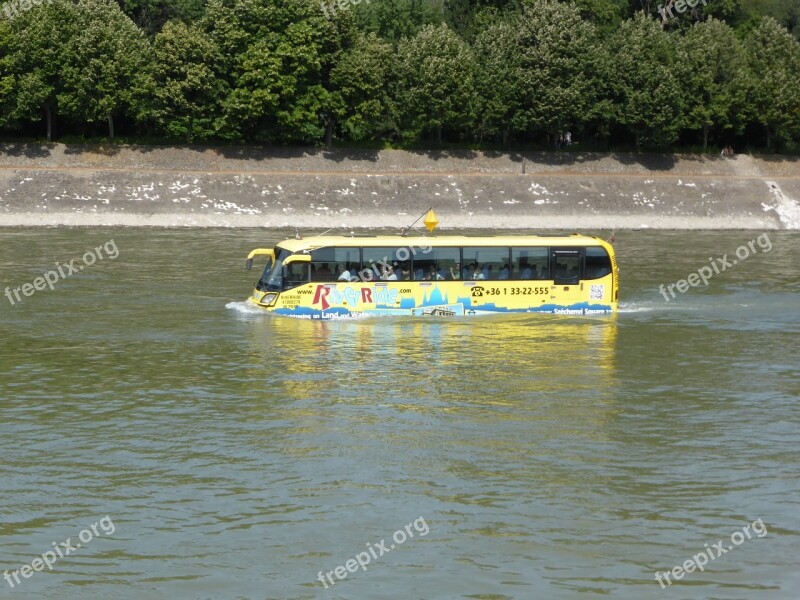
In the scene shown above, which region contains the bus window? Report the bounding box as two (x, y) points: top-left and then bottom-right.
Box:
(257, 247), (291, 291)
(310, 247), (361, 282)
(463, 247), (510, 280)
(362, 247), (413, 280)
(511, 247), (549, 280)
(412, 247), (460, 280)
(284, 262), (309, 290)
(551, 249), (583, 285)
(585, 247), (612, 279)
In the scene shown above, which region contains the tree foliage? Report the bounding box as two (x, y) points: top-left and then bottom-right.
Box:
(0, 0), (797, 151)
(516, 0), (602, 142)
(328, 32), (396, 142)
(610, 13), (684, 148)
(396, 23), (477, 143)
(677, 17), (749, 149)
(744, 16), (800, 149)
(59, 0), (150, 138)
(146, 20), (227, 142)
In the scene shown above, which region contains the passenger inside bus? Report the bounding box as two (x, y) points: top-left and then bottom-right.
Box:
(336, 264), (351, 281)
(449, 263), (461, 280)
(349, 263), (361, 280)
(425, 265), (444, 281)
(518, 259), (532, 279)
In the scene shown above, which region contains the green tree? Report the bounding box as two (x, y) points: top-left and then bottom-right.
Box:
(473, 19), (525, 144)
(677, 17), (748, 149)
(704, 0), (743, 24)
(0, 19), (16, 128)
(744, 16), (800, 149)
(327, 31), (396, 143)
(741, 0), (799, 40)
(145, 20), (227, 142)
(513, 0), (604, 146)
(203, 0), (338, 143)
(1, 0), (81, 140)
(573, 0), (626, 33)
(396, 23), (477, 143)
(356, 0), (441, 43)
(118, 0), (208, 37)
(58, 0), (150, 138)
(609, 12), (684, 148)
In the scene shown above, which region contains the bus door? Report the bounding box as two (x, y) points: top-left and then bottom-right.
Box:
(551, 248), (584, 290)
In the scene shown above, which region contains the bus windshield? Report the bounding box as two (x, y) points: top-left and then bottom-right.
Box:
(256, 247), (291, 291)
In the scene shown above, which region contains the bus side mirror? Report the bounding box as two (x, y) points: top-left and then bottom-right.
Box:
(246, 248), (275, 271)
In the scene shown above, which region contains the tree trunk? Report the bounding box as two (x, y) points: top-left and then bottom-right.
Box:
(702, 124), (708, 151)
(635, 132), (640, 150)
(436, 125), (442, 145)
(325, 117), (334, 147)
(502, 130), (509, 147)
(766, 125), (771, 151)
(186, 116), (194, 144)
(45, 104), (52, 142)
(108, 114), (114, 139)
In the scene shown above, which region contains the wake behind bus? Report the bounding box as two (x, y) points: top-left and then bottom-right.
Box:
(245, 234), (618, 319)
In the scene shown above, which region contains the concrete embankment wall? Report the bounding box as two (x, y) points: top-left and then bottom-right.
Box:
(0, 144), (798, 229)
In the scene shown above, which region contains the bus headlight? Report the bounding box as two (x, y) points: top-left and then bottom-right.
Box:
(260, 292), (278, 306)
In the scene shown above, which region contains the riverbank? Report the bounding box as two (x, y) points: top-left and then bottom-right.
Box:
(0, 144), (798, 229)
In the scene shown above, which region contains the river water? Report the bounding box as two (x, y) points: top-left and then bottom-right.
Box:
(0, 228), (798, 600)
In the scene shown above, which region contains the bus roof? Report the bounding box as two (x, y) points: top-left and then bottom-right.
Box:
(275, 234), (611, 254)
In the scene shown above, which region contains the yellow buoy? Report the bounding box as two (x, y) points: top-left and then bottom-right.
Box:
(423, 209), (439, 233)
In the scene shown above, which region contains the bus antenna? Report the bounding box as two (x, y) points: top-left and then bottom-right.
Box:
(400, 207), (433, 236)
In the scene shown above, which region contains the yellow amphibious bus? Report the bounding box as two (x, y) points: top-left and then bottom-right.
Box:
(245, 235), (618, 319)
